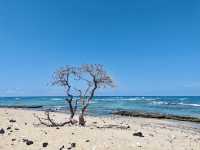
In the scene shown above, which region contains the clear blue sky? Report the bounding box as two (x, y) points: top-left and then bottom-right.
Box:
(0, 0), (200, 96)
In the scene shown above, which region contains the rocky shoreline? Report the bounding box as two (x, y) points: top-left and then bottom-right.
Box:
(0, 105), (43, 109)
(112, 110), (200, 123)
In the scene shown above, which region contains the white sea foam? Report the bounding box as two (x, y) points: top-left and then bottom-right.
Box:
(51, 98), (63, 101)
(178, 102), (200, 107)
(179, 98), (188, 100)
(151, 101), (169, 105)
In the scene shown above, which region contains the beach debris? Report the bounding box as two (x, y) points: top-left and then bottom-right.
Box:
(56, 127), (60, 130)
(9, 119), (16, 123)
(59, 145), (65, 150)
(133, 132), (144, 137)
(95, 124), (130, 130)
(0, 128), (5, 134)
(12, 138), (16, 141)
(23, 139), (34, 145)
(25, 122), (27, 125)
(42, 142), (48, 147)
(14, 128), (19, 131)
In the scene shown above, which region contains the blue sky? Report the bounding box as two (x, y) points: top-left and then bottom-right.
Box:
(0, 0), (200, 96)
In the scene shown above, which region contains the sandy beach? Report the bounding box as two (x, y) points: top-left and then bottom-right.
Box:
(0, 108), (200, 150)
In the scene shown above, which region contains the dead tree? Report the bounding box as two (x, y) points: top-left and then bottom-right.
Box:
(36, 64), (114, 126)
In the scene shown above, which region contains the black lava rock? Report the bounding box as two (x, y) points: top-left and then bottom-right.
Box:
(59, 145), (64, 150)
(9, 119), (16, 123)
(7, 127), (11, 130)
(71, 143), (76, 147)
(23, 139), (34, 145)
(0, 128), (5, 134)
(42, 142), (48, 147)
(133, 132), (144, 137)
(26, 140), (34, 145)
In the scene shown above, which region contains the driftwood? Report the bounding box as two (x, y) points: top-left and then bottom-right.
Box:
(34, 112), (75, 127)
(94, 124), (130, 130)
(34, 111), (130, 129)
(112, 111), (200, 123)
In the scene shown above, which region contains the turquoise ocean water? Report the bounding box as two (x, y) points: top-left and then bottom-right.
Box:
(0, 96), (200, 118)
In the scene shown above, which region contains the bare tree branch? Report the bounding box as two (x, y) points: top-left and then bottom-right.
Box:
(34, 112), (71, 127)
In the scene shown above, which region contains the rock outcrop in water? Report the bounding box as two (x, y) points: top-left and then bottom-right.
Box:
(112, 111), (200, 123)
(0, 105), (43, 109)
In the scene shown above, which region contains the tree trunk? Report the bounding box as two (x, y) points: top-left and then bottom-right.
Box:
(79, 113), (86, 126)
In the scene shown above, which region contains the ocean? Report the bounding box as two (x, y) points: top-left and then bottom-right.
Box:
(0, 96), (200, 118)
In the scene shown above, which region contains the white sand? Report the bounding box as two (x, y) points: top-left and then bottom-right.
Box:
(0, 108), (200, 150)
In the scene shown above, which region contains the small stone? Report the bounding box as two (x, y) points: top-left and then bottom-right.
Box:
(7, 127), (11, 130)
(133, 132), (144, 137)
(26, 140), (34, 145)
(25, 122), (27, 125)
(9, 119), (16, 123)
(12, 138), (16, 141)
(71, 143), (76, 147)
(42, 142), (48, 147)
(59, 145), (64, 150)
(85, 140), (90, 142)
(56, 127), (60, 130)
(0, 128), (5, 134)
(72, 132), (74, 135)
(15, 128), (19, 131)
(23, 139), (34, 145)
